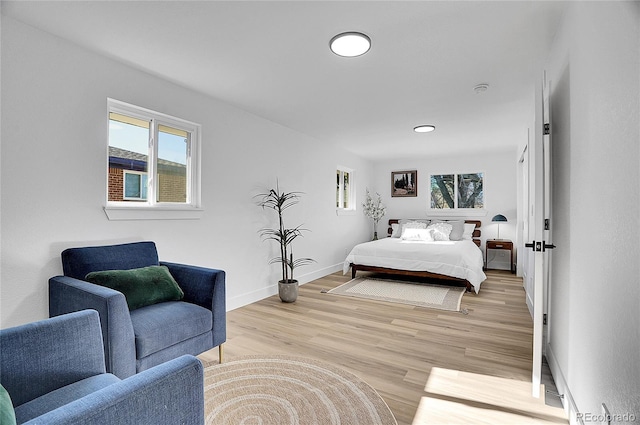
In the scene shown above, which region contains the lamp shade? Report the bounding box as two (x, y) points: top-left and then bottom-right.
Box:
(491, 214), (507, 222)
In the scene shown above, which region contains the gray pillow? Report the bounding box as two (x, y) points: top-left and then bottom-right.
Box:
(448, 221), (465, 241)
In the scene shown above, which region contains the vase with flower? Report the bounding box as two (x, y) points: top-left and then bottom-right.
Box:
(362, 189), (386, 240)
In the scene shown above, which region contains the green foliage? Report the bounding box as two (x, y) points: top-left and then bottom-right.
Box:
(256, 183), (315, 283)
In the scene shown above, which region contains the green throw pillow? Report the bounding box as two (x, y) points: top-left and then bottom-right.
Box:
(0, 384), (17, 425)
(85, 265), (184, 310)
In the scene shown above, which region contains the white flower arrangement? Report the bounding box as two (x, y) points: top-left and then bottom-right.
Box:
(362, 189), (386, 239)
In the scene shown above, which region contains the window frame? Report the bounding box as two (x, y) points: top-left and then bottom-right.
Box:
(427, 171), (486, 217)
(104, 98), (203, 220)
(336, 166), (356, 215)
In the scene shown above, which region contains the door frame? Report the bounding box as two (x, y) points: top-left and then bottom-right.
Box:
(527, 73), (553, 398)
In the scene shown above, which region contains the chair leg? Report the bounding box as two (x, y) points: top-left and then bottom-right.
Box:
(219, 344), (224, 364)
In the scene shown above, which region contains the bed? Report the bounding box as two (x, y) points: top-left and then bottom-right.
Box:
(343, 219), (487, 293)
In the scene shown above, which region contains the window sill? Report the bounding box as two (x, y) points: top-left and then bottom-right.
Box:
(426, 209), (487, 218)
(336, 209), (357, 216)
(104, 206), (204, 221)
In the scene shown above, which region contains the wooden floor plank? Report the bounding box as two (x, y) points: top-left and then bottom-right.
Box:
(199, 270), (567, 425)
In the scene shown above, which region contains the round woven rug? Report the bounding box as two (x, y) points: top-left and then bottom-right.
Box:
(203, 355), (397, 425)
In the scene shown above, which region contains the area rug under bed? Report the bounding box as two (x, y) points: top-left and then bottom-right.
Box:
(327, 277), (465, 312)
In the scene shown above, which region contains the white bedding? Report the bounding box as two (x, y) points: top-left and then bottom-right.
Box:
(343, 238), (487, 293)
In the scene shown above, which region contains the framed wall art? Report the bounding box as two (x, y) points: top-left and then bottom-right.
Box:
(391, 170), (417, 197)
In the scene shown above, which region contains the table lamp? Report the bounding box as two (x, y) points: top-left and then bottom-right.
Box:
(491, 214), (507, 239)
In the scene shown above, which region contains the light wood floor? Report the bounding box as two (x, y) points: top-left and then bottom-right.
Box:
(199, 270), (568, 424)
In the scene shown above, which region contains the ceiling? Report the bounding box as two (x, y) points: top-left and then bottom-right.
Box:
(2, 1), (566, 161)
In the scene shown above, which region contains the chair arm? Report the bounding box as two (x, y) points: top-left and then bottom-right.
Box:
(25, 355), (204, 425)
(160, 262), (225, 310)
(48, 276), (136, 379)
(0, 310), (105, 407)
(160, 262), (226, 347)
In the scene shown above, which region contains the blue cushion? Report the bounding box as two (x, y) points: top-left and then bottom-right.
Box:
(61, 241), (159, 280)
(136, 333), (212, 373)
(130, 301), (212, 358)
(14, 374), (120, 424)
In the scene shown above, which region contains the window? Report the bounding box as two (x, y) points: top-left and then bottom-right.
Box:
(336, 166), (355, 213)
(105, 99), (202, 220)
(123, 171), (148, 200)
(430, 172), (484, 210)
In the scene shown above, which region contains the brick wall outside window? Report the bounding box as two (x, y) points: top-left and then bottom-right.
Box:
(108, 166), (186, 202)
(108, 168), (124, 201)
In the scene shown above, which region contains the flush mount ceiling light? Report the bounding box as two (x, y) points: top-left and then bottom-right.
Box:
(414, 125), (436, 133)
(330, 32), (371, 57)
(474, 83), (490, 94)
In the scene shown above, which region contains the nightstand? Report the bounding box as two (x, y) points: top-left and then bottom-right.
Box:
(485, 239), (514, 273)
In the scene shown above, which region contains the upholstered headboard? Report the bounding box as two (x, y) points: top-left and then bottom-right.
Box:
(387, 219), (482, 246)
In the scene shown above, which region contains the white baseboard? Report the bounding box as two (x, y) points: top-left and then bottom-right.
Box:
(526, 289), (534, 318)
(226, 285), (277, 311)
(546, 343), (580, 424)
(298, 263), (343, 285)
(226, 263), (343, 311)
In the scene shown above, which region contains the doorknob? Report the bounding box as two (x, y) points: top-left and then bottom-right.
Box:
(525, 241), (556, 252)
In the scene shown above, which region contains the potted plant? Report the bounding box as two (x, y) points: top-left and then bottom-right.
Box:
(256, 184), (315, 302)
(362, 189), (386, 240)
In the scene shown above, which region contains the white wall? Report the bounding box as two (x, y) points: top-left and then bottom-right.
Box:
(0, 16), (373, 328)
(545, 2), (640, 421)
(371, 150), (519, 268)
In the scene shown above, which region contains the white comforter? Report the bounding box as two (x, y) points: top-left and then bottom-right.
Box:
(343, 238), (487, 293)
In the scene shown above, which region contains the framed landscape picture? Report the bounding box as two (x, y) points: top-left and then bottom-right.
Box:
(391, 170), (417, 197)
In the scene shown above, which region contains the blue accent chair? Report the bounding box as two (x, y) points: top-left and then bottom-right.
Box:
(0, 310), (204, 425)
(49, 241), (226, 379)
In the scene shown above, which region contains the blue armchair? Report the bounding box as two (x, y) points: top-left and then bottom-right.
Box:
(49, 241), (225, 379)
(0, 310), (204, 425)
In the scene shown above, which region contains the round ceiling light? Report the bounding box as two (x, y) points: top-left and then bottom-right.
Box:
(414, 125), (436, 133)
(474, 83), (490, 94)
(330, 32), (371, 57)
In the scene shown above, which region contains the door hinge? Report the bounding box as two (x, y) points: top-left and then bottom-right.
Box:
(544, 218), (550, 230)
(544, 123), (550, 135)
(543, 313), (547, 325)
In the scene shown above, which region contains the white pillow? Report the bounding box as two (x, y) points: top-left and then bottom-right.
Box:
(427, 222), (453, 241)
(462, 223), (476, 240)
(401, 228), (434, 241)
(392, 220), (428, 238)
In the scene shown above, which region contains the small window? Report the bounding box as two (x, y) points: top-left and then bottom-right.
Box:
(123, 171), (148, 200)
(336, 166), (355, 213)
(430, 172), (484, 210)
(106, 99), (201, 218)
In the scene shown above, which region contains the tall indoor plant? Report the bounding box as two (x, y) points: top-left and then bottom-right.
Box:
(363, 189), (386, 240)
(256, 183), (315, 302)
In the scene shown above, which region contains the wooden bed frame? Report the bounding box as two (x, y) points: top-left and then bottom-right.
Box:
(349, 219), (482, 292)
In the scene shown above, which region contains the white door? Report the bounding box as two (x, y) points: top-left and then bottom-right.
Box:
(519, 142), (535, 317)
(528, 74), (554, 398)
